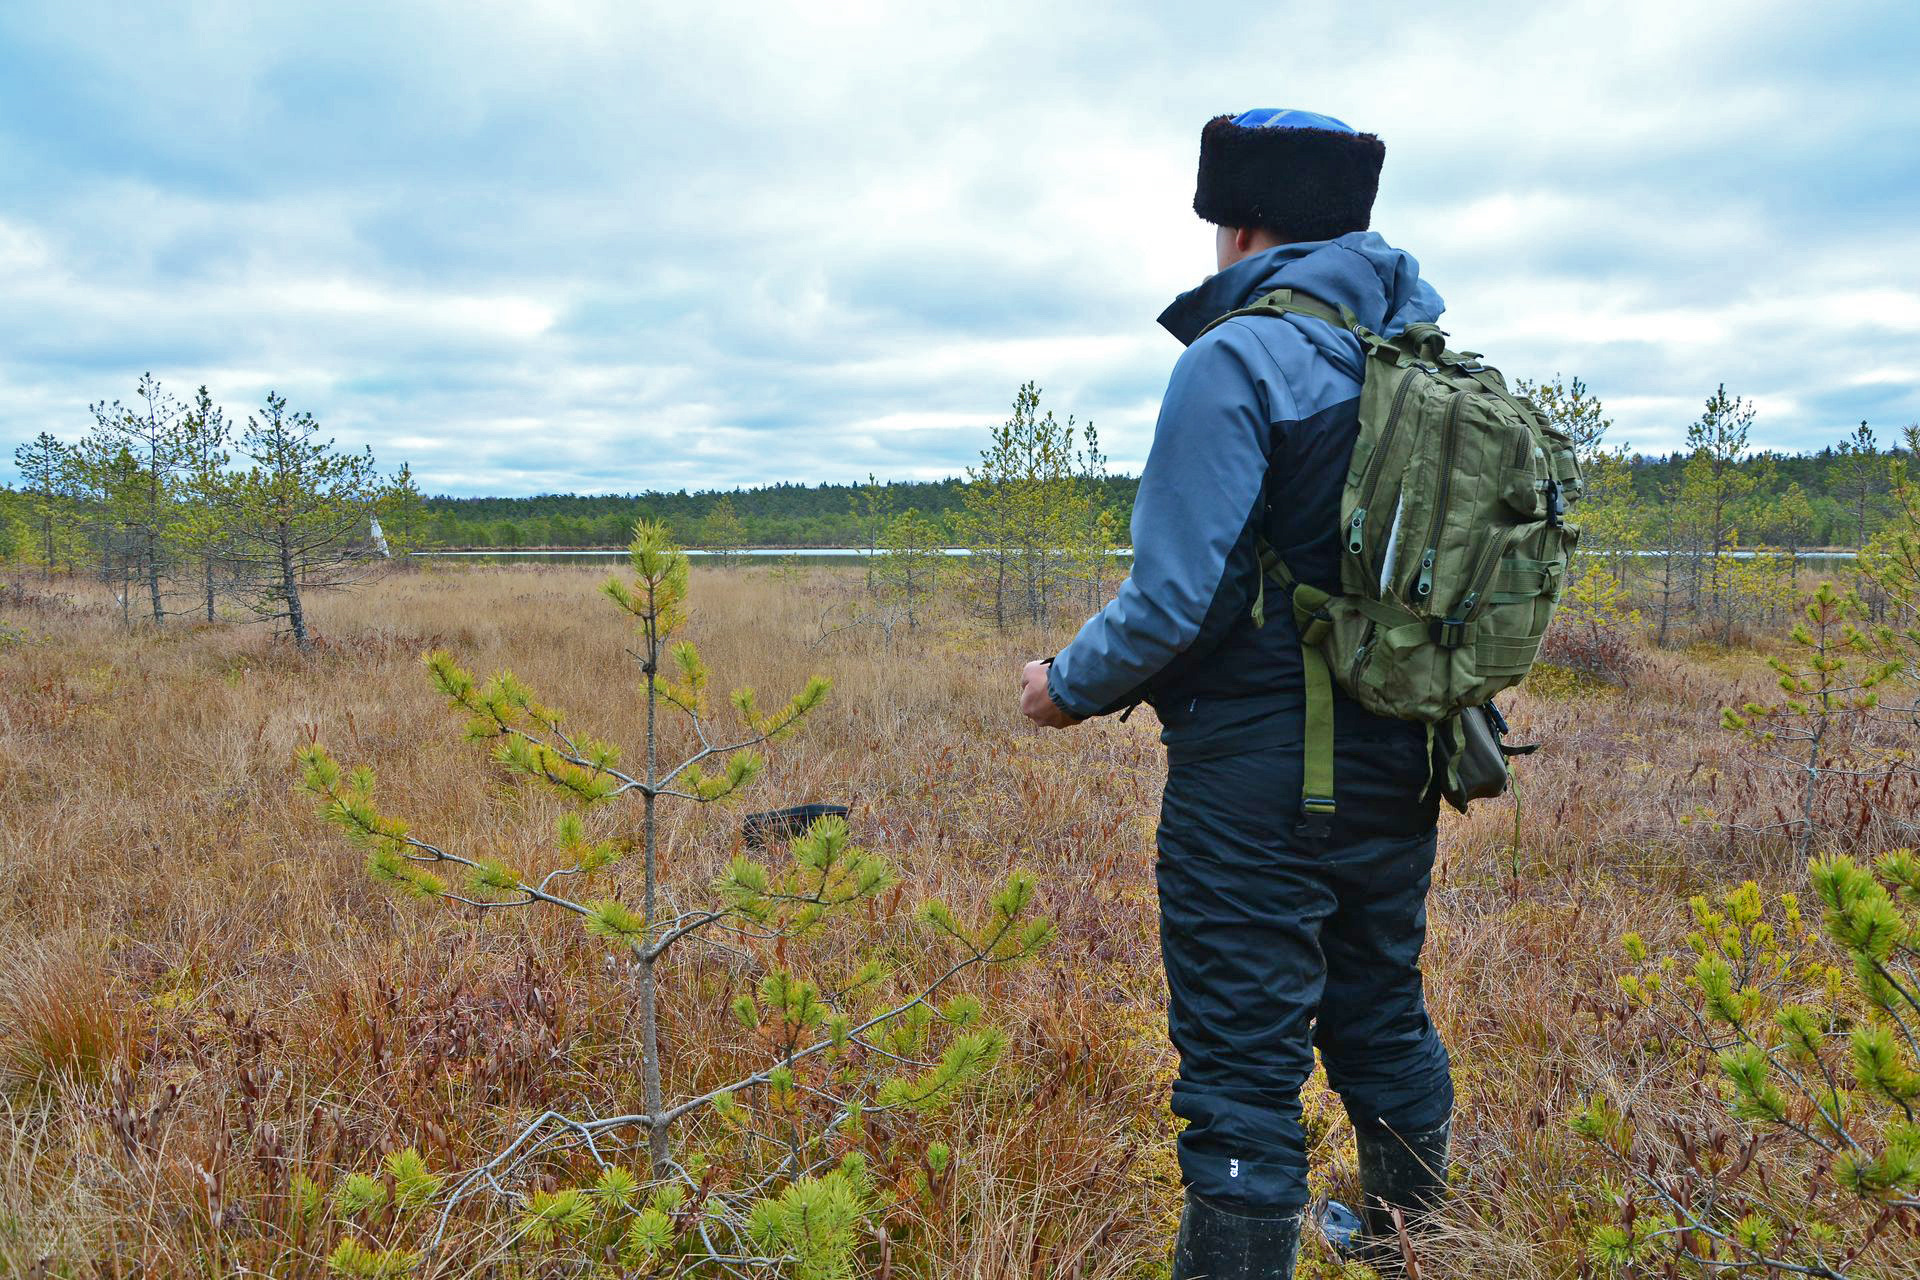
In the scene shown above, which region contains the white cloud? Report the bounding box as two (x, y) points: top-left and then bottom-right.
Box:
(1, 0), (1916, 491)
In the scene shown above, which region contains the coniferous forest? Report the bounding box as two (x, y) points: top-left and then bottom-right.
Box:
(406, 438), (1908, 551)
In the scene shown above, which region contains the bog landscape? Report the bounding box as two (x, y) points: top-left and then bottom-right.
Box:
(2, 375), (1919, 1278)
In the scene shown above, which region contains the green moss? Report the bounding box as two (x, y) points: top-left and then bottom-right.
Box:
(1522, 662), (1618, 700)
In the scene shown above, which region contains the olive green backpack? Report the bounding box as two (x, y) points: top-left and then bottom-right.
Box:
(1201, 288), (1583, 827)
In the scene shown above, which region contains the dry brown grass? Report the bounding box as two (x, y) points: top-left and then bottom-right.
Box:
(0, 561), (1906, 1277)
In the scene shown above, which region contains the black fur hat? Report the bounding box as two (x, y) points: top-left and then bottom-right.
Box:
(1193, 109), (1385, 241)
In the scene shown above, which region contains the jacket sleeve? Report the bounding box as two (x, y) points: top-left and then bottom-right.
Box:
(1048, 324), (1291, 718)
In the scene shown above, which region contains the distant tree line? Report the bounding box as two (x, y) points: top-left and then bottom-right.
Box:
(2, 376), (417, 648)
(405, 420), (1915, 555)
(7, 373), (1911, 635)
(412, 472), (1140, 551)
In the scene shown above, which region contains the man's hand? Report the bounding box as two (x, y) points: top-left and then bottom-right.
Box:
(1020, 659), (1083, 729)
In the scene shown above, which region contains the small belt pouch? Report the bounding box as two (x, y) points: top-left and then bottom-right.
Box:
(1443, 704), (1513, 812)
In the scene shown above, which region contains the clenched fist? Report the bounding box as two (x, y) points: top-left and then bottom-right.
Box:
(1020, 659), (1082, 729)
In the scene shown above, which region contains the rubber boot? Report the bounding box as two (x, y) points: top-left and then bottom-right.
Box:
(1353, 1119), (1450, 1273)
(1170, 1189), (1302, 1279)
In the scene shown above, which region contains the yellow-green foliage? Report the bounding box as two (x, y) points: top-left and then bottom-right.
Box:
(1585, 854), (1920, 1270)
(746, 1159), (872, 1280)
(332, 1171), (387, 1220)
(1559, 562), (1642, 645)
(1715, 550), (1798, 627)
(1719, 582), (1905, 853)
(1861, 455), (1920, 621)
(1721, 584), (1896, 736)
(1521, 661), (1613, 700)
(325, 1239), (419, 1278)
(385, 1147), (440, 1212)
(518, 1187), (595, 1244)
(716, 816), (894, 934)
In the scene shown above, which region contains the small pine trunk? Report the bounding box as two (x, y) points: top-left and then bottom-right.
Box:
(279, 526), (308, 649)
(639, 595), (669, 1167)
(147, 531), (164, 624)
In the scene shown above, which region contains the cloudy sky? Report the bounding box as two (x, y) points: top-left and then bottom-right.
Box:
(2, 1), (1916, 496)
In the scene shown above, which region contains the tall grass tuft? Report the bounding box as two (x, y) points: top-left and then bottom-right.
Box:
(0, 935), (143, 1093)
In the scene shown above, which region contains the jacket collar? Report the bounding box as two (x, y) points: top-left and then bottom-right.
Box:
(1155, 232), (1445, 349)
(1157, 243), (1321, 347)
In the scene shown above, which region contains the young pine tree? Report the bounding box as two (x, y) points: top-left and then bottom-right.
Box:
(1761, 481), (1818, 573)
(850, 473), (895, 593)
(960, 383), (1099, 628)
(378, 462), (426, 556)
(295, 521), (1051, 1272)
(69, 440), (152, 625)
(701, 494), (747, 564)
(874, 507), (944, 628)
(12, 432), (73, 579)
(962, 394), (1023, 629)
(1721, 583), (1903, 854)
(86, 373), (186, 623)
(215, 391), (384, 649)
(1832, 420), (1888, 550)
(1543, 562), (1644, 687)
(1680, 384), (1759, 626)
(171, 385), (233, 622)
(1515, 372), (1612, 465)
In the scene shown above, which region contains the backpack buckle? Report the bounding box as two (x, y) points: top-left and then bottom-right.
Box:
(1431, 617), (1469, 649)
(1296, 795), (1336, 840)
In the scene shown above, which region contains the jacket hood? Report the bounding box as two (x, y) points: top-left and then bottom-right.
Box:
(1157, 231), (1444, 362)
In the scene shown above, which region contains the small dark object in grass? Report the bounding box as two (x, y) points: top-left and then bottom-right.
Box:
(742, 804), (850, 850)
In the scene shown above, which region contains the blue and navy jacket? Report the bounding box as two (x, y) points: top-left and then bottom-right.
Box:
(1047, 232), (1445, 753)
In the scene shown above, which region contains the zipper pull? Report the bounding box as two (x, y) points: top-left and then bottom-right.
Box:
(1416, 548), (1436, 599)
(1350, 641), (1374, 684)
(1347, 509), (1367, 555)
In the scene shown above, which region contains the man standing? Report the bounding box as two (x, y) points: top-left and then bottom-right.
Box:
(1018, 110), (1452, 1276)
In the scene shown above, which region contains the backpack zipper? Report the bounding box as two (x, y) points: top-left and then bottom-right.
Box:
(1457, 524), (1521, 623)
(1350, 633), (1376, 686)
(1347, 367), (1428, 558)
(1413, 391), (1466, 602)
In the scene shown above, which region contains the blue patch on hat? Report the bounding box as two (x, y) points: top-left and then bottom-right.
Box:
(1230, 108), (1356, 134)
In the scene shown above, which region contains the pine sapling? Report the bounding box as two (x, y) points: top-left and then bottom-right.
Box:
(295, 520), (1053, 1274)
(1720, 583), (1904, 855)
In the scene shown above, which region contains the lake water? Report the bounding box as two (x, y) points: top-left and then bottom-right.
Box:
(418, 546), (920, 559)
(412, 547), (1858, 567)
(412, 547), (1132, 566)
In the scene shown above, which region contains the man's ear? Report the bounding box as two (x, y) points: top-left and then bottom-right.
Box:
(1235, 226), (1258, 256)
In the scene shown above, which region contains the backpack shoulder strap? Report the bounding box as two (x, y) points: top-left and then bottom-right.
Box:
(1196, 287), (1358, 344)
